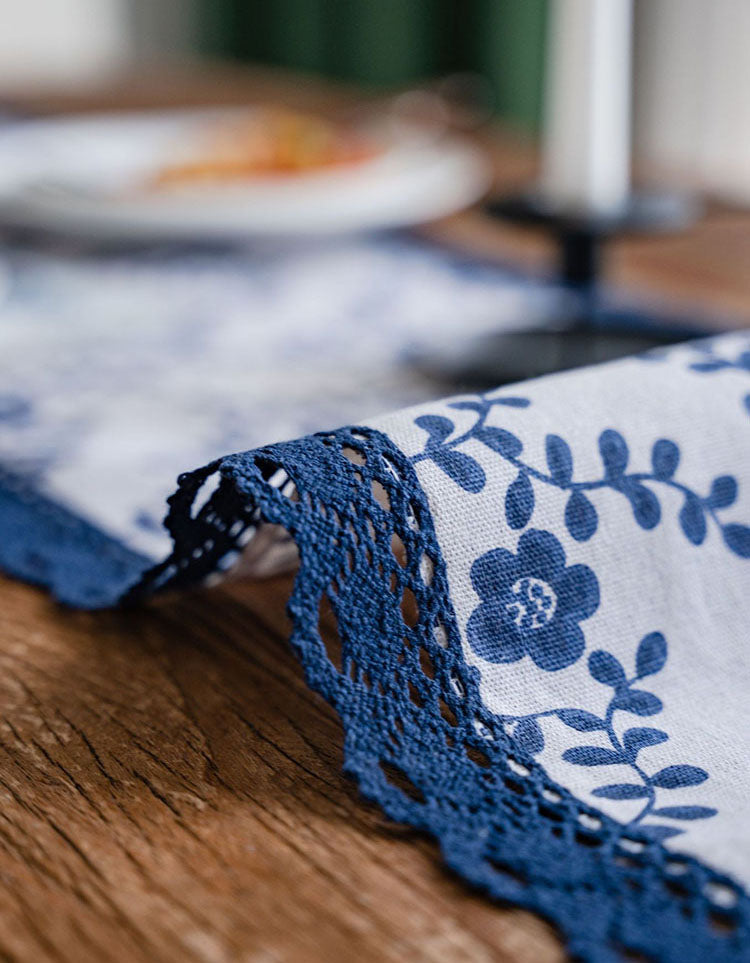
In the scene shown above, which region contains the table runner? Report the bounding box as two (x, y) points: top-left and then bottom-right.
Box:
(0, 235), (555, 566)
(0, 239), (749, 961)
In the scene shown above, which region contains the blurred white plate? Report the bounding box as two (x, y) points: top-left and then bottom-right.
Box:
(0, 108), (492, 240)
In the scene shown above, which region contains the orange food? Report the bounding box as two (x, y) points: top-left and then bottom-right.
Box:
(150, 109), (376, 188)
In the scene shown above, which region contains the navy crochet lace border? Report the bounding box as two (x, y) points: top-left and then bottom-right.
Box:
(1, 428), (748, 963)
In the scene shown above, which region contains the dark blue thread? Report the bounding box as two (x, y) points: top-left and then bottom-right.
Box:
(124, 427), (747, 962)
(0, 428), (746, 959)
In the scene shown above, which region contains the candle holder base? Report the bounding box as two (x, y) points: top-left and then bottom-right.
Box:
(413, 311), (707, 389)
(487, 189), (700, 237)
(412, 189), (708, 388)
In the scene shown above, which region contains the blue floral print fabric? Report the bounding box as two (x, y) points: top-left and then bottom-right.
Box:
(2, 328), (750, 961)
(466, 529), (600, 670)
(368, 333), (750, 955)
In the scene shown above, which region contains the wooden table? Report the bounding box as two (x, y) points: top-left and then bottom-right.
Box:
(1, 63), (749, 963)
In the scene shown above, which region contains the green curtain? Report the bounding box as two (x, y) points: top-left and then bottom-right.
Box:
(198, 0), (547, 132)
(475, 0), (547, 131)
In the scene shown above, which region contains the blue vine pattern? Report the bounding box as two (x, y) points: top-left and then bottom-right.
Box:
(641, 338), (750, 417)
(410, 391), (750, 558)
(497, 631), (718, 842)
(686, 342), (750, 418)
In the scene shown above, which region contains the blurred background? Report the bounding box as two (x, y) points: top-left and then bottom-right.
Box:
(2, 0), (750, 546)
(1, 0), (749, 204)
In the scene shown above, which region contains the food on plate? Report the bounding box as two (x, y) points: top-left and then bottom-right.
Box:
(149, 108), (377, 188)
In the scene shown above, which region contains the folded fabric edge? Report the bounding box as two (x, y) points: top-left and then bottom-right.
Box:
(121, 426), (747, 963)
(0, 466), (152, 608)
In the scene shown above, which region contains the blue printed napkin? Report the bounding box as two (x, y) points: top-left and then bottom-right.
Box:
(1, 237), (749, 962)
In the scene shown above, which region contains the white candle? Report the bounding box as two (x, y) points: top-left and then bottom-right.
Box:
(540, 0), (632, 216)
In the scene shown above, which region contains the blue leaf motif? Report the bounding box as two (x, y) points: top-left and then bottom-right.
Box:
(635, 631), (667, 678)
(545, 434), (573, 485)
(557, 709), (606, 732)
(627, 483), (661, 530)
(514, 718), (544, 755)
(592, 783), (650, 800)
(598, 429), (629, 478)
(707, 475), (738, 509)
(475, 426), (523, 458)
(588, 650), (626, 688)
(494, 626), (718, 834)
(432, 447), (486, 493)
(651, 439), (680, 479)
(744, 393), (750, 416)
(493, 396), (530, 408)
(562, 746), (624, 767)
(651, 765), (708, 789)
(638, 825), (684, 842)
(679, 492), (707, 545)
(652, 805), (717, 820)
(414, 414), (454, 446)
(447, 400), (486, 414)
(689, 359), (731, 372)
(505, 471), (534, 529)
(623, 727), (668, 758)
(723, 523), (750, 558)
(564, 491), (598, 542)
(614, 690), (663, 716)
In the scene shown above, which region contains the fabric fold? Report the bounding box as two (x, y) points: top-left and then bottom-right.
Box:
(3, 334), (750, 962)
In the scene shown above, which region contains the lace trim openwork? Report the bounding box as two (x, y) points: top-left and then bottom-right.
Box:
(125, 427), (749, 963)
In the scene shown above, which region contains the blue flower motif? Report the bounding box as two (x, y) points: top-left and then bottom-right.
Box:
(466, 530), (600, 671)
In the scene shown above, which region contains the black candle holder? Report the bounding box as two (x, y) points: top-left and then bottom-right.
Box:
(417, 189), (708, 388)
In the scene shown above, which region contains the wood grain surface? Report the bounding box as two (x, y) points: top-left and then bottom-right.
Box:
(0, 62), (749, 963)
(0, 576), (564, 963)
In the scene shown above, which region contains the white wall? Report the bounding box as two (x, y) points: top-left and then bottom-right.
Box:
(0, 0), (197, 88)
(634, 0), (750, 204)
(0, 0), (132, 86)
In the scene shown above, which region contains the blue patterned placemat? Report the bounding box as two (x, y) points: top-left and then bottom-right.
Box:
(0, 234), (748, 962)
